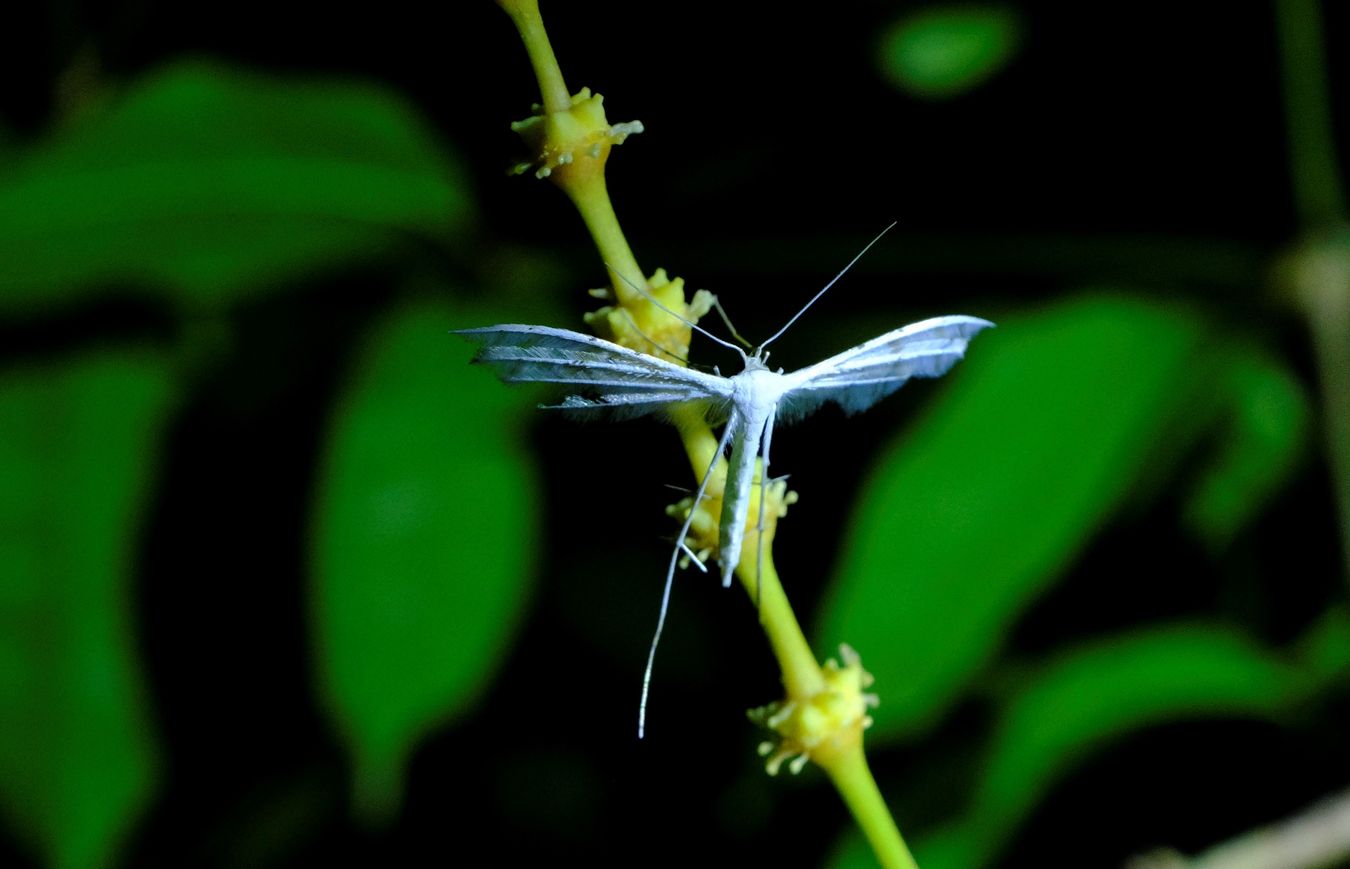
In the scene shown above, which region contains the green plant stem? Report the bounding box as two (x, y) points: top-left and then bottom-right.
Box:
(1314, 303), (1350, 581)
(735, 548), (825, 700)
(566, 176), (646, 310)
(1294, 240), (1350, 582)
(498, 0), (647, 310)
(497, 0), (572, 114)
(1275, 0), (1350, 581)
(821, 745), (919, 869)
(738, 547), (913, 863)
(1274, 0), (1345, 225)
(497, 3), (913, 865)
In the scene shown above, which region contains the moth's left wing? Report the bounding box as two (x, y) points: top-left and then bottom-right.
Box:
(778, 315), (993, 419)
(455, 324), (733, 418)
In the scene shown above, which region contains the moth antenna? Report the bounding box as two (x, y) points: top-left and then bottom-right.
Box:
(758, 221), (898, 351)
(640, 421), (736, 739)
(710, 295), (754, 350)
(605, 264), (748, 360)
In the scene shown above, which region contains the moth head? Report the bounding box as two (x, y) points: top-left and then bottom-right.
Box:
(741, 350), (770, 372)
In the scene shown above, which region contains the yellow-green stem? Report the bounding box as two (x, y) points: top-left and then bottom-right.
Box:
(1274, 0), (1345, 225)
(563, 175), (646, 308)
(497, 3), (911, 865)
(820, 745), (919, 869)
(671, 405), (721, 471)
(497, 0), (572, 114)
(1295, 242), (1350, 582)
(736, 548), (825, 700)
(1276, 0), (1350, 581)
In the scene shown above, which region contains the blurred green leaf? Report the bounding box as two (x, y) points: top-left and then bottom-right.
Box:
(0, 350), (173, 867)
(911, 625), (1306, 869)
(1183, 347), (1310, 549)
(816, 295), (1208, 739)
(0, 61), (469, 313)
(312, 300), (538, 820)
(829, 821), (986, 869)
(1294, 607), (1350, 689)
(828, 625), (1307, 869)
(827, 825), (887, 869)
(877, 6), (1021, 99)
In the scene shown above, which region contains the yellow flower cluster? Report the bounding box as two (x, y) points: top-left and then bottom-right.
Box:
(749, 645), (878, 775)
(585, 276), (714, 364)
(510, 88), (642, 182)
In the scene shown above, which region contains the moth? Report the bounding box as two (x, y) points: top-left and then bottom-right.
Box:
(456, 235), (993, 737)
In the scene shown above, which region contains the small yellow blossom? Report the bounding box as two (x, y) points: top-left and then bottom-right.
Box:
(510, 88), (642, 182)
(668, 467), (795, 572)
(748, 644), (878, 775)
(584, 275), (715, 363)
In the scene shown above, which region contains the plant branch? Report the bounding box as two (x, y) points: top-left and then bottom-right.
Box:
(1274, 0), (1345, 225)
(822, 746), (919, 869)
(496, 0), (571, 114)
(1275, 0), (1350, 582)
(1130, 785), (1350, 869)
(497, 3), (912, 865)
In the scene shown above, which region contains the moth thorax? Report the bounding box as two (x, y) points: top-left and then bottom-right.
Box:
(734, 365), (790, 406)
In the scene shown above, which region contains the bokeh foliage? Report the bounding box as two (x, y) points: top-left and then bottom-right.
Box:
(312, 300), (537, 820)
(0, 62), (467, 311)
(0, 352), (171, 868)
(818, 295), (1308, 740)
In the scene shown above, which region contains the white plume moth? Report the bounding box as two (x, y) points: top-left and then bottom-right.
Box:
(456, 227), (993, 737)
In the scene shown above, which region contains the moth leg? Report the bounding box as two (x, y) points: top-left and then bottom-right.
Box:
(639, 415), (737, 739)
(710, 295), (754, 351)
(755, 406), (778, 611)
(679, 541), (709, 573)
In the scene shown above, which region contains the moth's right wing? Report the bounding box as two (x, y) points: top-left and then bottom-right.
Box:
(455, 324), (734, 418)
(778, 314), (993, 419)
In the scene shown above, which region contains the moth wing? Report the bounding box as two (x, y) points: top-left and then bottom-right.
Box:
(455, 324), (734, 419)
(777, 315), (993, 419)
